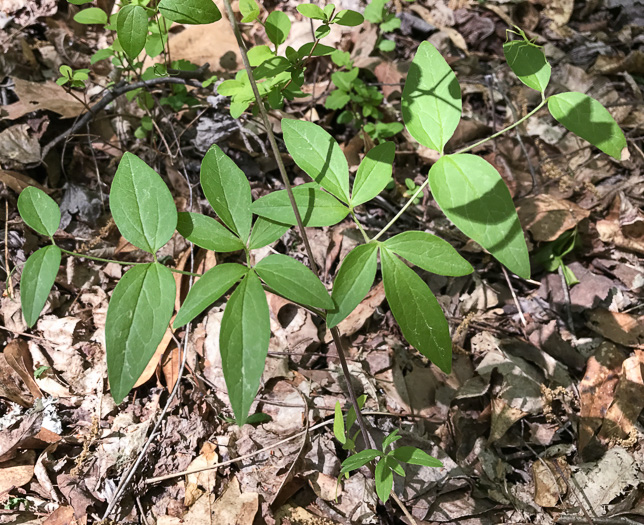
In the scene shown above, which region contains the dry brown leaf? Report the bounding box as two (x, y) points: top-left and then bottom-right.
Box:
(5, 340), (43, 399)
(532, 457), (569, 507)
(42, 506), (79, 525)
(183, 477), (258, 525)
(0, 449), (36, 493)
(586, 309), (644, 347)
(2, 78), (85, 120)
(0, 352), (34, 407)
(0, 124), (41, 164)
(518, 194), (589, 242)
(542, 0), (573, 27)
(161, 346), (181, 393)
(184, 442), (218, 507)
(132, 316), (176, 388)
(0, 169), (51, 195)
(373, 60), (403, 99)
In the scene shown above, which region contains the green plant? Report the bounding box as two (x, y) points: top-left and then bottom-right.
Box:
(533, 228), (580, 285)
(17, 3), (627, 508)
(364, 0), (402, 52)
(56, 65), (91, 89)
(325, 50), (403, 141)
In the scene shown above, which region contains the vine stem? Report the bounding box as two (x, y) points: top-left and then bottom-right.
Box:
(222, 0), (380, 473)
(371, 98), (548, 242)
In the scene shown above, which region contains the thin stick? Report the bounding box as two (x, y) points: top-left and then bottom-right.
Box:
(4, 200), (13, 298)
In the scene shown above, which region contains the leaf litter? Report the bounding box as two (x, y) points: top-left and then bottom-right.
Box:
(1, 0), (643, 523)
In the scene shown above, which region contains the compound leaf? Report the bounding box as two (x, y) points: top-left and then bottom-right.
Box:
(220, 271), (270, 425)
(383, 231), (473, 276)
(402, 41), (462, 153)
(282, 119), (350, 203)
(177, 212), (245, 252)
(351, 141), (395, 206)
(17, 187), (60, 238)
(254, 254), (333, 309)
(265, 10), (291, 47)
(20, 245), (61, 327)
(503, 39), (550, 93)
(381, 247), (452, 373)
(111, 153), (178, 254)
(429, 154), (530, 278)
(251, 185), (349, 227)
(117, 4), (148, 59)
(174, 263), (248, 328)
(158, 0), (221, 24)
(327, 243), (378, 328)
(200, 145), (252, 241)
(106, 263), (175, 404)
(548, 92), (627, 160)
(248, 217), (290, 250)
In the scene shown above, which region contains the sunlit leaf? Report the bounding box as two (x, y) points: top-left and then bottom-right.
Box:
(17, 187), (60, 238)
(20, 246), (61, 327)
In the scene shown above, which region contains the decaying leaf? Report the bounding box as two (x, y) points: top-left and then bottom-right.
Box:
(518, 194), (590, 242)
(532, 457), (569, 507)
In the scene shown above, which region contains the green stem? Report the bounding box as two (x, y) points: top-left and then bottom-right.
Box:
(58, 247), (202, 277)
(372, 99), (548, 242)
(351, 210), (371, 243)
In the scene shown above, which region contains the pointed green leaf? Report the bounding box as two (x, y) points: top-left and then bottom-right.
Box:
(248, 217), (290, 250)
(297, 4), (325, 20)
(17, 187), (61, 238)
(177, 212), (245, 252)
(381, 247), (452, 373)
(117, 5), (148, 59)
(382, 429), (402, 451)
(340, 449), (381, 473)
(265, 10), (291, 47)
(333, 9), (364, 26)
(282, 119), (350, 203)
(402, 41), (462, 153)
(391, 446), (443, 467)
(220, 271), (270, 425)
(106, 263), (175, 404)
(346, 394), (366, 433)
(385, 456), (406, 477)
(20, 246), (61, 327)
(503, 39), (550, 93)
(158, 0), (222, 24)
(239, 0), (260, 23)
(374, 459), (394, 502)
(351, 142), (395, 206)
(548, 92), (627, 160)
(334, 401), (346, 444)
(429, 154), (530, 278)
(200, 145), (252, 241)
(383, 231), (473, 276)
(174, 263), (248, 328)
(73, 7), (107, 24)
(327, 243), (378, 328)
(251, 185), (349, 227)
(254, 254), (333, 309)
(111, 153), (178, 254)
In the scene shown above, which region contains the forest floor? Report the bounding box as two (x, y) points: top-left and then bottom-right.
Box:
(1, 0), (643, 524)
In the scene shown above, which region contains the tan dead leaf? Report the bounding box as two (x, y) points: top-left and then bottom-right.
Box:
(587, 309), (644, 347)
(42, 506), (79, 525)
(532, 457), (569, 507)
(184, 442), (218, 507)
(133, 316), (176, 388)
(373, 60), (403, 99)
(409, 4), (468, 52)
(0, 169), (51, 195)
(592, 50), (644, 75)
(542, 0), (573, 27)
(324, 281), (386, 342)
(185, 477), (258, 525)
(0, 352), (34, 407)
(0, 449), (36, 492)
(3, 78), (85, 120)
(489, 397), (527, 443)
(0, 124), (41, 164)
(518, 194), (589, 242)
(5, 340), (43, 399)
(309, 472), (341, 501)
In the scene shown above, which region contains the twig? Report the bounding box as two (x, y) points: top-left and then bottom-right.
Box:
(501, 266), (527, 331)
(4, 200), (14, 298)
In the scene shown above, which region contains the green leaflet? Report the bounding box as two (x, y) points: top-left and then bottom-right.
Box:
(333, 401), (346, 444)
(380, 247), (452, 373)
(383, 231), (473, 277)
(17, 187), (61, 238)
(20, 245), (61, 328)
(73, 7), (108, 24)
(220, 271), (270, 425)
(174, 263), (248, 328)
(200, 145), (253, 241)
(429, 154), (530, 279)
(351, 142), (395, 206)
(158, 0), (221, 24)
(333, 10), (364, 26)
(117, 5), (148, 59)
(248, 217), (290, 250)
(340, 449), (381, 473)
(265, 11), (291, 47)
(254, 254), (333, 309)
(375, 459), (394, 503)
(297, 4), (325, 20)
(239, 0), (260, 23)
(282, 119), (350, 203)
(391, 446), (443, 467)
(503, 39), (551, 93)
(327, 243), (378, 328)
(548, 92), (627, 160)
(110, 153), (178, 254)
(402, 41), (462, 153)
(106, 263), (175, 404)
(176, 212), (245, 252)
(251, 185), (349, 227)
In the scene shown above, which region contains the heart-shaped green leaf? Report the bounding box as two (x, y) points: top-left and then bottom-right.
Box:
(20, 245), (61, 327)
(106, 263), (175, 404)
(17, 187), (61, 238)
(111, 153), (178, 254)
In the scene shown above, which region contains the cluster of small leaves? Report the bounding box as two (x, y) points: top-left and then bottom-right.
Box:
(56, 65), (90, 89)
(534, 229), (580, 285)
(364, 0), (405, 52)
(325, 51), (403, 141)
(218, 2), (363, 117)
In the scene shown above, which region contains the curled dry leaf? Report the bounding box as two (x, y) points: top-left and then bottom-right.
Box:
(518, 194), (590, 242)
(0, 449), (36, 493)
(2, 78), (85, 120)
(532, 457), (570, 507)
(586, 309), (644, 347)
